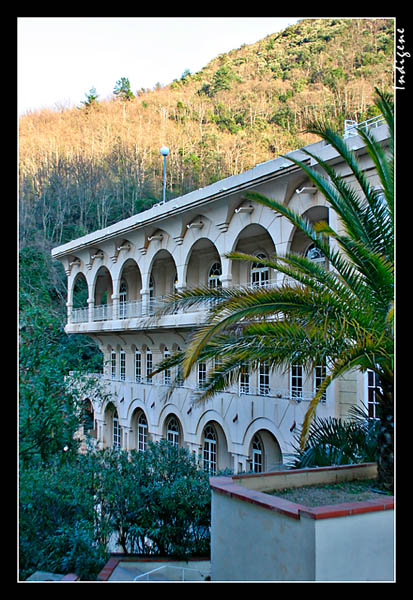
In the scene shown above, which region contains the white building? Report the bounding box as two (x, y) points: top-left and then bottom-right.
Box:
(51, 118), (388, 473)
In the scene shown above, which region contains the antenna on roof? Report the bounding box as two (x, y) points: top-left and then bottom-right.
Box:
(160, 146), (170, 204)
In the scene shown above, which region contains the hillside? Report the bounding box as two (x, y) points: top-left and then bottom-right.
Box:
(19, 17), (394, 250)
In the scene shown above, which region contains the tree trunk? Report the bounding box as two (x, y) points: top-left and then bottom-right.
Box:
(376, 379), (394, 492)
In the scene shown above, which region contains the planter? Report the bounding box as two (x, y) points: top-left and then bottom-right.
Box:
(210, 463), (394, 582)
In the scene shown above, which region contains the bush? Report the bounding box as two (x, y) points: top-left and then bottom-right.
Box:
(19, 441), (212, 580)
(97, 442), (211, 558)
(289, 406), (379, 468)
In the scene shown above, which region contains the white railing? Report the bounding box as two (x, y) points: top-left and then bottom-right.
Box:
(343, 114), (385, 139)
(71, 307), (89, 323)
(134, 565), (208, 582)
(70, 283), (280, 325)
(118, 300), (143, 319)
(93, 303), (112, 321)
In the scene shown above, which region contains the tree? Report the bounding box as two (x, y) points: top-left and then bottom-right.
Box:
(152, 89), (394, 490)
(113, 77), (135, 101)
(96, 442), (211, 557)
(80, 87), (99, 110)
(19, 247), (103, 467)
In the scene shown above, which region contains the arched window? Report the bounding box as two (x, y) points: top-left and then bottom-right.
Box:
(137, 413), (148, 452)
(251, 434), (263, 473)
(305, 243), (325, 263)
(208, 262), (222, 289)
(119, 281), (127, 318)
(203, 425), (217, 475)
(251, 253), (269, 288)
(113, 409), (121, 449)
(166, 416), (180, 447)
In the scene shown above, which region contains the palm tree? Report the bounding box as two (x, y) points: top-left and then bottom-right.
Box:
(152, 90), (394, 491)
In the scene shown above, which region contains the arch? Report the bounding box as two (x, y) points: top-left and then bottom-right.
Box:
(145, 248), (178, 298)
(116, 257), (143, 299)
(103, 401), (120, 449)
(183, 237), (222, 289)
(161, 411), (184, 447)
(92, 265), (113, 307)
(70, 271), (89, 308)
(129, 406), (150, 451)
(243, 419), (284, 471)
(200, 420), (231, 474)
(229, 223), (277, 288)
(287, 205), (329, 255)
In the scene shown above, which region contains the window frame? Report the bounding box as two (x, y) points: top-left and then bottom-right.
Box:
(290, 364), (303, 399)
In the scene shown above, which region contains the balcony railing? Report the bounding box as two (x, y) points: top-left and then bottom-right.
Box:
(343, 114), (385, 139)
(83, 372), (323, 402)
(70, 281), (280, 325)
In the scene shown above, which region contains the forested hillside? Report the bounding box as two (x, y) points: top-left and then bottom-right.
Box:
(19, 18), (394, 251)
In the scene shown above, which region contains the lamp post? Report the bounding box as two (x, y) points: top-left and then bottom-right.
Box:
(160, 146), (169, 204)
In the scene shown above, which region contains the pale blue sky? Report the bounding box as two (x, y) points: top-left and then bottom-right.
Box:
(18, 17), (301, 114)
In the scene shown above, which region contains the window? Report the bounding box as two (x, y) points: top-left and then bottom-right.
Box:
(166, 417), (179, 447)
(258, 362), (270, 396)
(314, 362), (327, 402)
(239, 363), (250, 394)
(305, 243), (325, 263)
(137, 413), (148, 452)
(367, 369), (380, 419)
(198, 362), (207, 389)
(111, 350), (117, 380)
(251, 253), (269, 288)
(119, 281), (127, 318)
(203, 425), (217, 475)
(176, 346), (183, 387)
(113, 410), (121, 449)
(291, 364), (303, 399)
(146, 349), (152, 384)
(164, 347), (171, 385)
(135, 350), (141, 383)
(251, 435), (263, 473)
(208, 262), (222, 289)
(120, 348), (126, 381)
(148, 275), (155, 313)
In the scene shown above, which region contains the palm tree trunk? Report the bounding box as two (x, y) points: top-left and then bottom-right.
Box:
(376, 378), (394, 492)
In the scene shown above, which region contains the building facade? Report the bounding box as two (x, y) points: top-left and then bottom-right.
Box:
(52, 119), (388, 473)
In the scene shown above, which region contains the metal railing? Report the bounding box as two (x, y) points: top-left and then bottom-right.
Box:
(134, 564), (209, 582)
(343, 114), (385, 139)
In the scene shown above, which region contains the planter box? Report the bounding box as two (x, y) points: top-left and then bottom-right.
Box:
(210, 463), (394, 582)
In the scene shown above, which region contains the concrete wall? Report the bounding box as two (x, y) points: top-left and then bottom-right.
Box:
(210, 466), (394, 581)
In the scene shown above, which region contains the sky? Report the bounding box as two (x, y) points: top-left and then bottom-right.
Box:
(18, 17), (301, 115)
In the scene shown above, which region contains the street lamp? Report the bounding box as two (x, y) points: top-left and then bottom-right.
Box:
(160, 146), (169, 204)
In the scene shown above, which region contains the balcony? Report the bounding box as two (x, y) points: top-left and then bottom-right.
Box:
(68, 281), (281, 332)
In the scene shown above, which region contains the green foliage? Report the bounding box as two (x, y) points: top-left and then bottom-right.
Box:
(80, 87), (99, 110)
(19, 247), (103, 467)
(95, 442), (211, 558)
(19, 442), (211, 580)
(113, 77), (135, 101)
(19, 457), (110, 580)
(289, 408), (379, 468)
